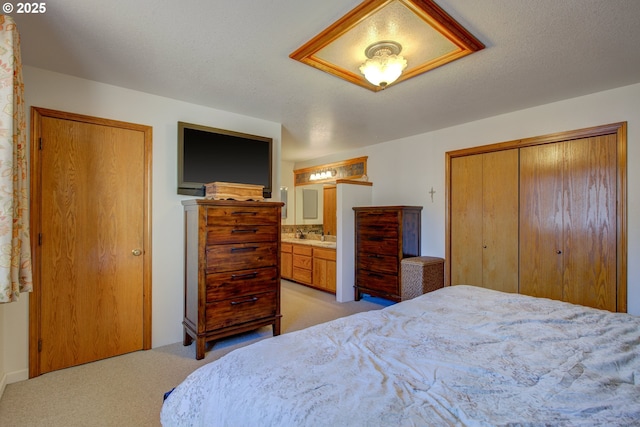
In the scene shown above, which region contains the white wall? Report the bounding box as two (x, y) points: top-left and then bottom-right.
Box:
(298, 82), (640, 315)
(1, 66), (282, 383)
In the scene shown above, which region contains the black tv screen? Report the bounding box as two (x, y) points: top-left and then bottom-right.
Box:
(178, 122), (273, 198)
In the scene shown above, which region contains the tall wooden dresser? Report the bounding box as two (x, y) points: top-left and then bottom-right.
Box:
(182, 199), (283, 359)
(354, 206), (422, 302)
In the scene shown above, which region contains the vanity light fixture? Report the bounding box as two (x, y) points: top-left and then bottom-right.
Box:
(359, 41), (407, 88)
(309, 169), (336, 181)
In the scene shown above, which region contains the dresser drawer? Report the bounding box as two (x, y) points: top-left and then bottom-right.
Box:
(206, 243), (277, 273)
(206, 206), (280, 226)
(205, 291), (277, 330)
(356, 211), (400, 230)
(207, 225), (278, 245)
(357, 252), (399, 274)
(356, 270), (399, 297)
(206, 267), (278, 302)
(357, 235), (398, 254)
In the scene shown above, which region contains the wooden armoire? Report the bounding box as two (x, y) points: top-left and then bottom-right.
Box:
(446, 123), (627, 312)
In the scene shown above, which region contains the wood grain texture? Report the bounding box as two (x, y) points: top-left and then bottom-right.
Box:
(519, 143), (564, 300)
(323, 185), (337, 236)
(562, 135), (617, 311)
(39, 117), (146, 373)
(446, 122), (626, 312)
(482, 150), (519, 293)
(450, 155), (483, 286)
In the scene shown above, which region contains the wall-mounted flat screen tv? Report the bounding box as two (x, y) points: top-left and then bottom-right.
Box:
(178, 121), (273, 198)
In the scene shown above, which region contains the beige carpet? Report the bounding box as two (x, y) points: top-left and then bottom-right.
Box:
(0, 281), (391, 427)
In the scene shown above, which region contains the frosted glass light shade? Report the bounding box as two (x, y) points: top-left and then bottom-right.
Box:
(359, 52), (407, 88)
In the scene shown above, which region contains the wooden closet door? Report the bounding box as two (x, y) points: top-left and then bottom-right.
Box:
(519, 143), (564, 300)
(450, 154), (483, 286)
(563, 135), (617, 310)
(450, 150), (518, 292)
(482, 150), (519, 293)
(520, 135), (617, 310)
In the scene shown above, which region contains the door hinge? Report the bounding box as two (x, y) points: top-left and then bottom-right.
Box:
(38, 339), (42, 352)
(39, 137), (43, 150)
(38, 233), (42, 246)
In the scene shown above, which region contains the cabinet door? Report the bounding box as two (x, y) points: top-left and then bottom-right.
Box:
(281, 251), (293, 279)
(323, 185), (337, 236)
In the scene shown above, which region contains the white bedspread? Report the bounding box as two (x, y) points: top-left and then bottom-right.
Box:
(161, 285), (640, 426)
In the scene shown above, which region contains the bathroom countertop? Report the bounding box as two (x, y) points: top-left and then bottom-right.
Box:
(281, 237), (336, 249)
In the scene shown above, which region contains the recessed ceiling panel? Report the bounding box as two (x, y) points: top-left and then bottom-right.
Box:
(290, 0), (484, 91)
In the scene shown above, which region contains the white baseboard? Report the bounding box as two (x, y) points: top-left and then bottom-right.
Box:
(0, 371), (6, 401)
(7, 369), (28, 384)
(0, 369), (30, 400)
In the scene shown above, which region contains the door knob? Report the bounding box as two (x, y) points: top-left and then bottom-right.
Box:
(556, 250), (562, 254)
(132, 249), (142, 256)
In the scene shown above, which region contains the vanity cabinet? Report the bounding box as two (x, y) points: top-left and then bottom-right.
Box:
(281, 243), (293, 279)
(282, 242), (337, 293)
(182, 199), (283, 360)
(354, 206), (422, 302)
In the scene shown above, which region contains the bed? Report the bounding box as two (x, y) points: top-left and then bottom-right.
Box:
(160, 285), (640, 426)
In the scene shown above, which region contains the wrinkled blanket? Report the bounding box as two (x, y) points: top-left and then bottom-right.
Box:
(161, 285), (640, 426)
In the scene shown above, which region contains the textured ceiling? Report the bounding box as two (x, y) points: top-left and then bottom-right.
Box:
(11, 0), (640, 162)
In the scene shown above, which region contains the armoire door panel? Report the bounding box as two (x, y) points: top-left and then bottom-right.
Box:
(450, 155), (483, 286)
(482, 149), (519, 293)
(562, 135), (617, 311)
(519, 143), (564, 300)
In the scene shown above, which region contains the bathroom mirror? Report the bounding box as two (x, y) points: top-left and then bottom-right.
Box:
(295, 184), (324, 225)
(302, 189), (318, 219)
(280, 186), (288, 218)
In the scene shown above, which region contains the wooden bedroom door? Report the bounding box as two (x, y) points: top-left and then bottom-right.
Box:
(30, 108), (152, 376)
(450, 149), (519, 293)
(520, 134), (618, 311)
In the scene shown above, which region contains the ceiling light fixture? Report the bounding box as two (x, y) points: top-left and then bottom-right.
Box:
(359, 41), (407, 88)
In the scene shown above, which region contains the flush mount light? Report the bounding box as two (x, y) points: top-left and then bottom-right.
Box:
(290, 0), (484, 92)
(359, 41), (408, 88)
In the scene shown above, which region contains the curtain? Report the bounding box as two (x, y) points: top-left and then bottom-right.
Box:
(0, 15), (32, 303)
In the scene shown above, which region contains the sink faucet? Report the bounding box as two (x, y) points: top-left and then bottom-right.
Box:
(296, 229), (304, 239)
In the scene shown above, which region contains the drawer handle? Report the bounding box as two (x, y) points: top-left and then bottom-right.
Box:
(231, 271), (258, 280)
(231, 297), (258, 305)
(231, 246), (258, 253)
(366, 272), (384, 279)
(231, 228), (259, 233)
(368, 254), (382, 258)
(232, 211), (258, 216)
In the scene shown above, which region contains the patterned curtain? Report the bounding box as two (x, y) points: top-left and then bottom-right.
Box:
(0, 15), (32, 303)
